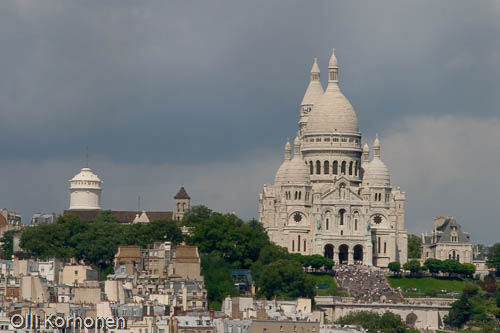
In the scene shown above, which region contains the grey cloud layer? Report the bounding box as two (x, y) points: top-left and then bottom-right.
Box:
(1, 1), (500, 242)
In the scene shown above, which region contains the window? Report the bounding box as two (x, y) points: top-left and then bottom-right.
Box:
(309, 161), (313, 175)
(349, 161), (353, 175)
(354, 219), (358, 231)
(316, 161), (321, 174)
(354, 161), (359, 176)
(326, 218), (329, 230)
(304, 240), (306, 252)
(341, 161), (346, 174)
(324, 161), (329, 174)
(339, 209), (345, 225)
(333, 161), (338, 175)
(298, 235), (301, 251)
(378, 237), (381, 253)
(292, 240), (294, 252)
(384, 242), (387, 254)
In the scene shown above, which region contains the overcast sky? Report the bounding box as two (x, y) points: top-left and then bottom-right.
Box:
(1, 1), (499, 244)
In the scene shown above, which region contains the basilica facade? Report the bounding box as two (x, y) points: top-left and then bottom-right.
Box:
(258, 50), (408, 267)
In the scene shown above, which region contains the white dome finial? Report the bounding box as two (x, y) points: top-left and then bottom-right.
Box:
(373, 134), (381, 157)
(293, 136), (301, 156)
(328, 48), (338, 68)
(311, 57), (320, 74)
(284, 139), (291, 161)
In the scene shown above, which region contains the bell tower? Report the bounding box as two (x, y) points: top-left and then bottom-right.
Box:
(173, 186), (190, 221)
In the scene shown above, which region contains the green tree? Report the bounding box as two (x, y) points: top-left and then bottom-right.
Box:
(403, 260), (421, 276)
(256, 259), (314, 299)
(388, 261), (401, 276)
(201, 253), (238, 310)
(0, 230), (20, 259)
(188, 212), (268, 268)
(487, 243), (500, 277)
(444, 294), (473, 328)
(459, 263), (476, 279)
(441, 259), (461, 277)
(183, 205), (213, 226)
(407, 234), (421, 259)
(335, 311), (407, 333)
(424, 258), (442, 276)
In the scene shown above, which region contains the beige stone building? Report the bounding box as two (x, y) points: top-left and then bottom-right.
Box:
(169, 245), (202, 281)
(60, 264), (98, 286)
(421, 216), (472, 263)
(114, 245), (143, 275)
(259, 50), (408, 267)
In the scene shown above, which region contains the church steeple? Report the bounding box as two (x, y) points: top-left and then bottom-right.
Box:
(328, 48), (339, 83)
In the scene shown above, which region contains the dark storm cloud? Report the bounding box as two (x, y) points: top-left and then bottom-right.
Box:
(1, 1), (500, 243)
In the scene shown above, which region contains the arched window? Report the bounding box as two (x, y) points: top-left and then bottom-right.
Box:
(349, 161), (353, 175)
(355, 219), (358, 231)
(182, 203), (186, 211)
(309, 161), (313, 175)
(384, 242), (387, 254)
(304, 240), (306, 252)
(324, 161), (329, 174)
(177, 202), (181, 211)
(341, 161), (346, 175)
(378, 237), (381, 253)
(294, 191), (298, 200)
(339, 209), (345, 225)
(298, 235), (301, 251)
(316, 160), (321, 174)
(326, 218), (329, 230)
(354, 161), (358, 176)
(298, 191), (301, 200)
(333, 161), (338, 175)
(292, 240), (295, 252)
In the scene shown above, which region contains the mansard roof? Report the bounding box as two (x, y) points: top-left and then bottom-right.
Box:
(432, 217), (471, 244)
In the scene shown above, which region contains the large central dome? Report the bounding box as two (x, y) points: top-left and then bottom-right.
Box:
(305, 49), (359, 134)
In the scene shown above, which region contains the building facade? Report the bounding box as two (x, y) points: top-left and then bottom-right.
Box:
(259, 50), (408, 267)
(421, 216), (473, 263)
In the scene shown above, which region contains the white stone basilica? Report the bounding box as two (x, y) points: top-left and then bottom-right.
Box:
(259, 50), (408, 267)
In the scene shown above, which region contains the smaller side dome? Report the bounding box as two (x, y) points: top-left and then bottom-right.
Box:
(362, 135), (391, 187)
(363, 158), (390, 187)
(283, 137), (310, 184)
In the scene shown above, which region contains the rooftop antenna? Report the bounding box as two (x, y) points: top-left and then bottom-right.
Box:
(85, 146), (89, 168)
